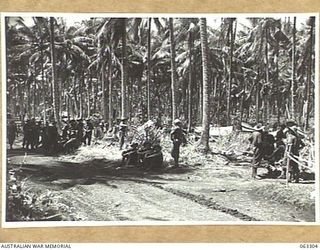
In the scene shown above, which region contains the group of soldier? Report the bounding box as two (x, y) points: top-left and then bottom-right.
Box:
(8, 116), (187, 169)
(8, 115), (305, 180)
(249, 121), (305, 183)
(7, 117), (97, 153)
(121, 119), (187, 170)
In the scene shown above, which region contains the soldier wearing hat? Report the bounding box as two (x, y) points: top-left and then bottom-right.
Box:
(122, 142), (139, 166)
(119, 118), (128, 150)
(83, 118), (94, 146)
(170, 119), (187, 168)
(285, 125), (305, 183)
(249, 123), (265, 178)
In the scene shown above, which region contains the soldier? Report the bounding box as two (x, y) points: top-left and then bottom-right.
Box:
(69, 119), (77, 138)
(170, 119), (187, 168)
(8, 120), (17, 149)
(61, 121), (70, 141)
(275, 124), (286, 146)
(249, 123), (265, 179)
(122, 142), (139, 166)
(47, 121), (59, 153)
(144, 144), (163, 171)
(29, 118), (37, 150)
(41, 121), (50, 151)
(267, 124), (286, 168)
(83, 118), (94, 146)
(137, 141), (153, 166)
(76, 118), (84, 143)
(34, 121), (42, 149)
(119, 119), (127, 150)
(286, 126), (305, 183)
(22, 119), (30, 149)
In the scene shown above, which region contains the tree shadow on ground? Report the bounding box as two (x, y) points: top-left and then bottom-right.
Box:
(7, 155), (195, 190)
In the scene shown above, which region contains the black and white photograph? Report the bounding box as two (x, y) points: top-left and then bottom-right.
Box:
(2, 13), (318, 225)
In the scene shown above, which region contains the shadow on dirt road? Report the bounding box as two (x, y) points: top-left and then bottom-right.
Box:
(7, 148), (195, 191)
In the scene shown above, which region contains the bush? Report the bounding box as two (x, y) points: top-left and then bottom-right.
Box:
(6, 168), (74, 221)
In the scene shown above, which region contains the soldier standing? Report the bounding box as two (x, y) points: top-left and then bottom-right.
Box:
(286, 126), (305, 183)
(170, 119), (187, 168)
(8, 120), (17, 149)
(119, 119), (127, 150)
(76, 118), (84, 143)
(48, 121), (59, 153)
(83, 118), (94, 146)
(249, 123), (265, 179)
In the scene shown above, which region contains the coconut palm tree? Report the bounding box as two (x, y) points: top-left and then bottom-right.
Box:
(199, 18), (210, 151)
(169, 18), (178, 122)
(49, 17), (61, 128)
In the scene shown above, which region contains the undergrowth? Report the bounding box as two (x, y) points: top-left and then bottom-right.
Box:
(6, 167), (79, 221)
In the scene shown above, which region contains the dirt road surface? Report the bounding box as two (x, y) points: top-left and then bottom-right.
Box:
(6, 146), (315, 222)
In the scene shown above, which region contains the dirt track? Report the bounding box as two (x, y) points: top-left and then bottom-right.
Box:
(6, 146), (315, 223)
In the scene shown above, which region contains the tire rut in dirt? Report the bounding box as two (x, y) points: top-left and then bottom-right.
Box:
(149, 183), (260, 221)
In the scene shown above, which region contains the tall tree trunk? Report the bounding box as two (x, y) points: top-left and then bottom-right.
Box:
(101, 60), (107, 121)
(187, 30), (193, 132)
(199, 18), (210, 151)
(226, 19), (235, 125)
(291, 17), (297, 118)
(49, 17), (60, 129)
(40, 38), (47, 123)
(108, 50), (113, 128)
(256, 74), (260, 123)
(169, 18), (178, 122)
(264, 25), (270, 123)
(121, 18), (128, 120)
(305, 17), (314, 130)
(199, 79), (203, 124)
(147, 18), (152, 120)
(216, 76), (222, 126)
(79, 71), (84, 118)
(32, 63), (36, 118)
(87, 75), (92, 118)
(239, 76), (246, 126)
(275, 35), (280, 124)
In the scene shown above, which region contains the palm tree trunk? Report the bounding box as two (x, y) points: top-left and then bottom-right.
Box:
(264, 26), (270, 123)
(291, 17), (297, 118)
(199, 18), (210, 151)
(49, 17), (60, 128)
(121, 18), (128, 120)
(226, 19), (235, 125)
(169, 18), (178, 121)
(305, 17), (314, 130)
(239, 77), (246, 126)
(108, 50), (113, 128)
(79, 71), (83, 118)
(216, 76), (222, 126)
(101, 60), (107, 121)
(187, 30), (193, 132)
(199, 79), (203, 124)
(87, 75), (92, 117)
(40, 38), (47, 123)
(147, 18), (152, 120)
(32, 63), (36, 118)
(256, 73), (260, 123)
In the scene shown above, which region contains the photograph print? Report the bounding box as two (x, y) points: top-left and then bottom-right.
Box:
(3, 13), (318, 225)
